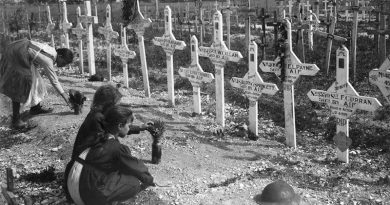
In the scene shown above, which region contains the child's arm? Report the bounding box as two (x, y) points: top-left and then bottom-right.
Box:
(127, 123), (153, 135)
(117, 145), (154, 185)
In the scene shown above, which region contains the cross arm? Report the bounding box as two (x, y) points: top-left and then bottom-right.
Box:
(314, 30), (347, 42)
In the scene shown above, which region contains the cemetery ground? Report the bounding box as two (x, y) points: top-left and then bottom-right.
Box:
(1, 22), (390, 205)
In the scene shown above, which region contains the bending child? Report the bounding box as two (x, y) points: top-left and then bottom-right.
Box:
(67, 105), (155, 205)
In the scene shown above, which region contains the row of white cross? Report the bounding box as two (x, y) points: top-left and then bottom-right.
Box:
(44, 1), (389, 164)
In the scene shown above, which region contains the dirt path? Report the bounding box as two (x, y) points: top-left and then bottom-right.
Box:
(0, 73), (389, 205)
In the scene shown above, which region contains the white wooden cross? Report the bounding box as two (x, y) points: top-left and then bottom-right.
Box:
(153, 6), (186, 107)
(237, 0), (257, 52)
(287, 0), (294, 20)
(199, 10), (243, 127)
(179, 36), (214, 114)
(314, 16), (347, 74)
(370, 55), (390, 104)
(221, 0), (237, 49)
(338, 0), (374, 81)
(308, 45), (382, 163)
(80, 0), (98, 76)
(276, 1), (285, 18)
(230, 42), (278, 135)
(72, 6), (87, 74)
(127, 0), (152, 98)
(98, 4), (119, 82)
(323, 0), (329, 18)
(113, 25), (136, 88)
(60, 0), (72, 50)
(259, 18), (319, 148)
(45, 4), (55, 47)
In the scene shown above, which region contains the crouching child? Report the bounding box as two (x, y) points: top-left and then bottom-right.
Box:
(66, 105), (155, 205)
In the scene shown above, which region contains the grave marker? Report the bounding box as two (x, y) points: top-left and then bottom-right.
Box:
(221, 0), (236, 49)
(98, 4), (119, 82)
(179, 36), (214, 114)
(314, 16), (347, 74)
(113, 25), (136, 88)
(46, 5), (55, 47)
(199, 10), (243, 126)
(60, 0), (72, 50)
(267, 11), (281, 55)
(80, 0), (98, 76)
(370, 55), (390, 104)
(153, 6), (186, 107)
(257, 8), (270, 59)
(260, 18), (319, 148)
(230, 42), (278, 135)
(72, 6), (87, 74)
(238, 0), (257, 52)
(338, 0), (374, 81)
(127, 0), (152, 97)
(308, 45), (382, 163)
(286, 0), (294, 20)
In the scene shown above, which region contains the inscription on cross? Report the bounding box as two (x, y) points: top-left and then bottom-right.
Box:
(113, 25), (136, 88)
(126, 0), (152, 97)
(308, 45), (382, 163)
(153, 6), (186, 106)
(260, 18), (319, 148)
(98, 4), (119, 82)
(199, 10), (243, 127)
(179, 36), (214, 114)
(370, 55), (390, 104)
(230, 42), (278, 135)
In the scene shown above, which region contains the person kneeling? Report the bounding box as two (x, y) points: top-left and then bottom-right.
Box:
(67, 105), (155, 205)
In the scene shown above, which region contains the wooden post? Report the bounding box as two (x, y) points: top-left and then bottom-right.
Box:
(46, 4), (55, 47)
(80, 0), (98, 76)
(370, 54), (390, 104)
(238, 1), (257, 53)
(60, 0), (72, 50)
(155, 0), (159, 20)
(221, 0), (234, 49)
(377, 14), (390, 64)
(267, 11), (280, 55)
(179, 36), (214, 114)
(98, 4), (119, 82)
(257, 8), (270, 60)
(308, 46), (382, 163)
(287, 0), (294, 20)
(113, 25), (136, 88)
(72, 6), (88, 75)
(314, 0), (320, 19)
(198, 10), (243, 127)
(127, 0), (152, 97)
(314, 16), (347, 74)
(230, 41), (278, 135)
(260, 18), (319, 148)
(338, 0), (374, 81)
(200, 8), (205, 46)
(6, 168), (14, 192)
(153, 6), (186, 107)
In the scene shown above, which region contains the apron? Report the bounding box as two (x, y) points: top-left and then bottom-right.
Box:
(67, 148), (90, 205)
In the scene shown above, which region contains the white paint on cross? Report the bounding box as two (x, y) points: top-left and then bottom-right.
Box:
(60, 0), (72, 49)
(72, 6), (87, 74)
(80, 0), (98, 76)
(98, 4), (119, 82)
(46, 5), (55, 47)
(198, 10), (243, 127)
(179, 36), (214, 114)
(153, 6), (186, 106)
(259, 18), (319, 148)
(126, 0), (152, 97)
(230, 41), (278, 135)
(113, 25), (136, 88)
(370, 55), (390, 104)
(308, 45), (381, 163)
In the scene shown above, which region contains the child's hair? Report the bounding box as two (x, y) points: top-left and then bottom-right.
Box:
(103, 105), (134, 132)
(56, 48), (74, 64)
(92, 85), (123, 112)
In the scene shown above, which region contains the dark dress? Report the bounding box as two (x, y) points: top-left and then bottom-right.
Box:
(75, 136), (154, 205)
